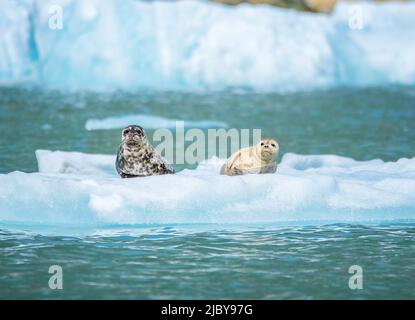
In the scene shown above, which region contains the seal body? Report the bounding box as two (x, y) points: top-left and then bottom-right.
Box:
(115, 125), (175, 178)
(220, 139), (279, 176)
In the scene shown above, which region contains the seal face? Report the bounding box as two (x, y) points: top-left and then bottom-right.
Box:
(115, 125), (175, 178)
(220, 139), (279, 176)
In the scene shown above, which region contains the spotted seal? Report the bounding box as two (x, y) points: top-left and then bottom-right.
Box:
(115, 125), (175, 178)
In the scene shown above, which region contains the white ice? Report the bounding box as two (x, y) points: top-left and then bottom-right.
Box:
(85, 114), (228, 131)
(0, 150), (414, 227)
(0, 0), (415, 90)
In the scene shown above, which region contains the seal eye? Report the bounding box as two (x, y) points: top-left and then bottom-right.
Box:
(123, 129), (130, 135)
(271, 143), (276, 147)
(261, 142), (264, 146)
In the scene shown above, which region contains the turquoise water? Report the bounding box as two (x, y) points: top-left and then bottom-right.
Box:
(1, 86), (415, 173)
(0, 224), (414, 299)
(0, 86), (415, 299)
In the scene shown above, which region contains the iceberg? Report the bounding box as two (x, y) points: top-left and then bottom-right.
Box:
(36, 149), (116, 177)
(0, 0), (415, 91)
(85, 114), (228, 131)
(0, 150), (414, 227)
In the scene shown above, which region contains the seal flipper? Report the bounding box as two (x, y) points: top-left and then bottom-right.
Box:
(119, 172), (138, 178)
(116, 148), (143, 178)
(115, 146), (125, 177)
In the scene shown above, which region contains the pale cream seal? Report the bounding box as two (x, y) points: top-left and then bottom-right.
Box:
(220, 139), (279, 176)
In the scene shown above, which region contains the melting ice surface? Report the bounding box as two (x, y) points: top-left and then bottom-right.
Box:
(0, 150), (414, 228)
(1, 0), (415, 90)
(85, 114), (228, 130)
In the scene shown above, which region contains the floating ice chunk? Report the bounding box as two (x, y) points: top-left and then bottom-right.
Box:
(0, 150), (414, 227)
(36, 150), (116, 176)
(85, 114), (228, 131)
(281, 153), (360, 171)
(280, 153), (415, 178)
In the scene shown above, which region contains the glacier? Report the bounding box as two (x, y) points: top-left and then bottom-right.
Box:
(0, 0), (415, 91)
(0, 149), (414, 228)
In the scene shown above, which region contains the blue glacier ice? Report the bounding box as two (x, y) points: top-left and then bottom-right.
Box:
(1, 0), (415, 91)
(85, 114), (228, 130)
(0, 150), (414, 228)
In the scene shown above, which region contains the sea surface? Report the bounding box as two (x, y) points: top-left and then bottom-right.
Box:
(1, 224), (414, 299)
(0, 86), (414, 299)
(1, 86), (415, 173)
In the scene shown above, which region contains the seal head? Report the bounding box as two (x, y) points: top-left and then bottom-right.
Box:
(121, 125), (146, 146)
(256, 139), (279, 162)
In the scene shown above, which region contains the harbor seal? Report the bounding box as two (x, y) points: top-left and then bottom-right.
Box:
(220, 139), (279, 176)
(115, 125), (175, 178)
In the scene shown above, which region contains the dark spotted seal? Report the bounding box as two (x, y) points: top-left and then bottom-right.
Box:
(115, 125), (175, 178)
